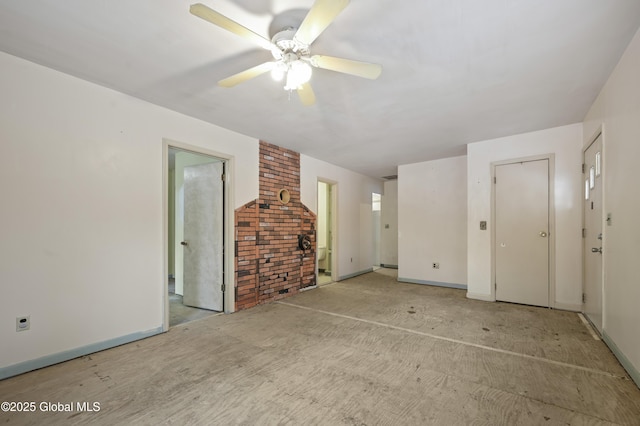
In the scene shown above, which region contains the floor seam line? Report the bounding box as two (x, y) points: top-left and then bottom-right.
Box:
(276, 301), (623, 380)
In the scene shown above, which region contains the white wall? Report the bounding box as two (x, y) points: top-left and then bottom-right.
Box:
(0, 52), (258, 373)
(466, 124), (583, 308)
(398, 156), (468, 287)
(380, 180), (399, 267)
(372, 210), (381, 266)
(300, 155), (383, 279)
(583, 27), (640, 383)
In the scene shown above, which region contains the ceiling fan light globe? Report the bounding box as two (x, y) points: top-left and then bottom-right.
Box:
(271, 68), (284, 82)
(284, 71), (297, 91)
(287, 60), (312, 88)
(271, 63), (286, 81)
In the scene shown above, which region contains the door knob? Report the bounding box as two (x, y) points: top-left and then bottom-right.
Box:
(591, 247), (602, 253)
(539, 231), (547, 237)
(181, 241), (188, 246)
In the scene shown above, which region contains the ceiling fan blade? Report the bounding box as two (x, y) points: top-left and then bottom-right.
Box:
(190, 3), (275, 51)
(297, 83), (316, 106)
(311, 55), (382, 79)
(218, 62), (275, 87)
(294, 0), (349, 46)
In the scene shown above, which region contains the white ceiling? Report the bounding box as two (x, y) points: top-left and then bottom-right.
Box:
(1, 1), (639, 178)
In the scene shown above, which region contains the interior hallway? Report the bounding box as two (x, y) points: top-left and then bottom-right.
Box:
(2, 269), (639, 425)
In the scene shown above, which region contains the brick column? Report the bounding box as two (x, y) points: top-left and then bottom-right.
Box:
(234, 141), (316, 311)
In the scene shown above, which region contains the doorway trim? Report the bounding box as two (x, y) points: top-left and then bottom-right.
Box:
(491, 153), (556, 307)
(163, 139), (236, 332)
(317, 178), (338, 283)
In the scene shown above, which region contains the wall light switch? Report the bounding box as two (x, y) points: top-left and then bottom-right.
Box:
(480, 221), (487, 230)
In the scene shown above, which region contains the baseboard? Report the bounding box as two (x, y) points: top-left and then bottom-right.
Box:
(602, 331), (640, 389)
(0, 326), (163, 380)
(338, 268), (373, 281)
(398, 277), (467, 290)
(379, 264), (398, 269)
(553, 302), (582, 312)
(466, 292), (495, 302)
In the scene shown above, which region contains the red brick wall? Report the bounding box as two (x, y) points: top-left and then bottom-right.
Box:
(234, 141), (316, 311)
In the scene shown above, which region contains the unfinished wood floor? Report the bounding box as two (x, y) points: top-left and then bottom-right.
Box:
(2, 269), (639, 425)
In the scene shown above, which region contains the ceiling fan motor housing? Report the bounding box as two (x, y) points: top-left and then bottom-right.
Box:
(271, 28), (310, 61)
(270, 27), (313, 90)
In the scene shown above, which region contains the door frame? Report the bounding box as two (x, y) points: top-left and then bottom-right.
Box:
(582, 126), (605, 329)
(372, 192), (382, 268)
(317, 178), (338, 283)
(491, 154), (556, 307)
(162, 139), (236, 331)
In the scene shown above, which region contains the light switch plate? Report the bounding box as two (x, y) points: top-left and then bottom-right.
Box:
(16, 316), (30, 332)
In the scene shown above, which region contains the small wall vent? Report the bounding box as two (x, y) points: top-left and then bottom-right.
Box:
(381, 175), (398, 180)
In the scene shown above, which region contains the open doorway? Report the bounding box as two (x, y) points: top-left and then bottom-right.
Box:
(317, 181), (335, 285)
(167, 147), (226, 327)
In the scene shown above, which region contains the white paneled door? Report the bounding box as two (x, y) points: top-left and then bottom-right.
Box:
(495, 159), (550, 307)
(583, 135), (603, 333)
(182, 161), (224, 311)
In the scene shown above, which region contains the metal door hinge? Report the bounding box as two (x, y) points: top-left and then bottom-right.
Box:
(582, 293), (586, 303)
(221, 284), (226, 292)
(582, 228), (586, 238)
(582, 163), (586, 173)
(494, 176), (497, 184)
(221, 174), (226, 182)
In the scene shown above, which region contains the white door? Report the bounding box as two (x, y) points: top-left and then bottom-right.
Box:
(183, 161), (224, 311)
(495, 159), (550, 307)
(583, 135), (603, 332)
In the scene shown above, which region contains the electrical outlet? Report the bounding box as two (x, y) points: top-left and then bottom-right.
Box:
(16, 316), (30, 332)
(432, 263), (439, 269)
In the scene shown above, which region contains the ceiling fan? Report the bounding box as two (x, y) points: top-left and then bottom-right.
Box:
(189, 0), (382, 106)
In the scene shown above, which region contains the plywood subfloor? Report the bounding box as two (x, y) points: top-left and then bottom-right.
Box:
(169, 278), (220, 327)
(2, 270), (639, 425)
